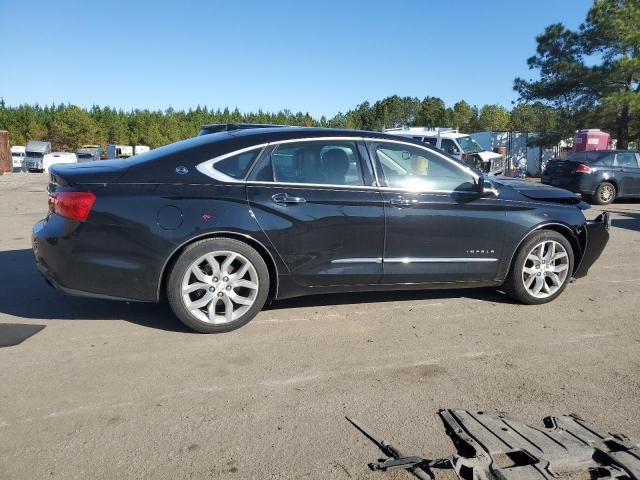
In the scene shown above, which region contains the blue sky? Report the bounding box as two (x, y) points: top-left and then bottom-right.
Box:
(1, 0), (593, 117)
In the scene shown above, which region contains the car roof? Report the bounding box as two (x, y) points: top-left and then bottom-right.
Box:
(222, 126), (425, 144)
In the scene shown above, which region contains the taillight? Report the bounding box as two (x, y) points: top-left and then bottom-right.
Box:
(48, 191), (96, 222)
(575, 164), (592, 174)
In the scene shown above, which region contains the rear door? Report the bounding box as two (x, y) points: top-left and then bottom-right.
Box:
(615, 152), (640, 196)
(246, 138), (385, 287)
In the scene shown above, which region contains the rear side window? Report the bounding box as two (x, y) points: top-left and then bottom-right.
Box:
(423, 137), (437, 147)
(265, 141), (365, 186)
(214, 149), (261, 179)
(616, 152), (639, 168)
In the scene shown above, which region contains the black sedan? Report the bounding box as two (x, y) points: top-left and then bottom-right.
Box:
(33, 126), (610, 333)
(542, 150), (640, 205)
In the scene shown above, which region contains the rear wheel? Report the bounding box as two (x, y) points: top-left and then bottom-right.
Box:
(504, 230), (574, 305)
(166, 238), (270, 333)
(593, 182), (616, 205)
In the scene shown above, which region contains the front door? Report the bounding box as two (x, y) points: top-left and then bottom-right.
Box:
(615, 152), (640, 196)
(369, 140), (508, 284)
(247, 139), (384, 287)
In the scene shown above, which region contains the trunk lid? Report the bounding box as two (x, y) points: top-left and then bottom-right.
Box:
(49, 161), (129, 187)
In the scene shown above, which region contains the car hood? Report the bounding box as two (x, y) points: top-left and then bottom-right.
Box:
(490, 176), (590, 208)
(476, 150), (502, 161)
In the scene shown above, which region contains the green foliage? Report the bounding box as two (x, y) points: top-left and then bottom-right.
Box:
(0, 96), (555, 150)
(515, 0), (640, 148)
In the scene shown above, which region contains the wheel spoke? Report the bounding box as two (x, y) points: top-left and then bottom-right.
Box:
(525, 274), (537, 288)
(553, 252), (567, 261)
(221, 253), (237, 274)
(190, 265), (210, 283)
(228, 291), (253, 306)
(550, 263), (568, 273)
(230, 261), (250, 280)
(189, 293), (213, 310)
(523, 266), (537, 276)
(233, 279), (258, 290)
(183, 282), (208, 294)
(222, 295), (234, 322)
(205, 254), (221, 276)
(548, 272), (561, 287)
(532, 276), (544, 295)
(207, 298), (218, 322)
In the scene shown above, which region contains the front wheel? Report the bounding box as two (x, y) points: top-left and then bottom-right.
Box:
(166, 238), (270, 333)
(504, 231), (574, 305)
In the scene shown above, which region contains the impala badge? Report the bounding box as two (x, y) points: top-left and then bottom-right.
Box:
(175, 166), (189, 175)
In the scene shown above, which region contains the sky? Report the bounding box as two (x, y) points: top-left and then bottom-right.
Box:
(1, 0), (594, 118)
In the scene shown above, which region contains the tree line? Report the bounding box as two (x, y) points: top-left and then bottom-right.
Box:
(0, 97), (558, 152)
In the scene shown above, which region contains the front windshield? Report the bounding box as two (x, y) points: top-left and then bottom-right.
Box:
(456, 136), (483, 153)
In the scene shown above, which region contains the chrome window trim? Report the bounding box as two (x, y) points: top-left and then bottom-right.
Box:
(366, 138), (480, 182)
(195, 136), (480, 195)
(196, 144), (268, 183)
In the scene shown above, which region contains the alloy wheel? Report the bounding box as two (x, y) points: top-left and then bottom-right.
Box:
(599, 184), (614, 203)
(181, 250), (259, 324)
(521, 240), (569, 299)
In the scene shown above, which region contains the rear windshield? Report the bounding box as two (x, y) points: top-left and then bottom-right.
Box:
(77, 153), (93, 159)
(26, 152), (44, 158)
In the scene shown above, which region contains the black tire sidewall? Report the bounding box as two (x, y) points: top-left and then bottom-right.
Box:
(167, 238), (270, 333)
(505, 230), (574, 305)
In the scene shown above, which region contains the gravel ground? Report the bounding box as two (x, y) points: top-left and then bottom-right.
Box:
(1, 172), (639, 480)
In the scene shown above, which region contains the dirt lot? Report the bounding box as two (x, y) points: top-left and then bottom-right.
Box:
(1, 173), (639, 480)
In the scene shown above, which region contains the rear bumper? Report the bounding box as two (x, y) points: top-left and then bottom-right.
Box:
(573, 212), (610, 279)
(541, 174), (596, 196)
(32, 216), (158, 302)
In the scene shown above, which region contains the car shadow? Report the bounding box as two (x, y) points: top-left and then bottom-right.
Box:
(269, 286), (513, 311)
(0, 249), (191, 333)
(0, 249), (514, 331)
(606, 206), (640, 233)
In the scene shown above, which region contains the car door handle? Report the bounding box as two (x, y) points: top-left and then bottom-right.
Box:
(390, 196), (417, 207)
(272, 193), (307, 205)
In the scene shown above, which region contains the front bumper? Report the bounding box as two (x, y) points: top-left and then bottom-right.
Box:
(573, 212), (610, 278)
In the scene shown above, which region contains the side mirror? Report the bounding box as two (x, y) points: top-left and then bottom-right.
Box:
(477, 176), (498, 198)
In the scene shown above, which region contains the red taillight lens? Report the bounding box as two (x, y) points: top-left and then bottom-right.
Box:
(48, 191), (96, 222)
(575, 164), (592, 173)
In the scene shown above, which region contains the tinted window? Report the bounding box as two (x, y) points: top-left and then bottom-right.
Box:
(423, 137), (437, 147)
(616, 152), (639, 168)
(593, 153), (615, 166)
(214, 149), (261, 179)
(375, 143), (476, 192)
(270, 141), (364, 186)
(440, 138), (459, 155)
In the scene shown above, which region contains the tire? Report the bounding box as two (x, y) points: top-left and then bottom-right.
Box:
(166, 238), (270, 333)
(593, 182), (616, 205)
(504, 230), (574, 305)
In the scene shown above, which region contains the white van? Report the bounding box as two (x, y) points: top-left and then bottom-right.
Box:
(107, 144), (134, 159)
(384, 127), (505, 175)
(134, 145), (150, 155)
(43, 152), (78, 173)
(11, 146), (26, 171)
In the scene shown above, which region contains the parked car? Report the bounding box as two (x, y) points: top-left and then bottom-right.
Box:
(76, 145), (102, 162)
(11, 146), (26, 171)
(25, 140), (52, 171)
(134, 145), (150, 155)
(542, 150), (640, 205)
(33, 126), (609, 333)
(384, 127), (505, 175)
(43, 152), (77, 173)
